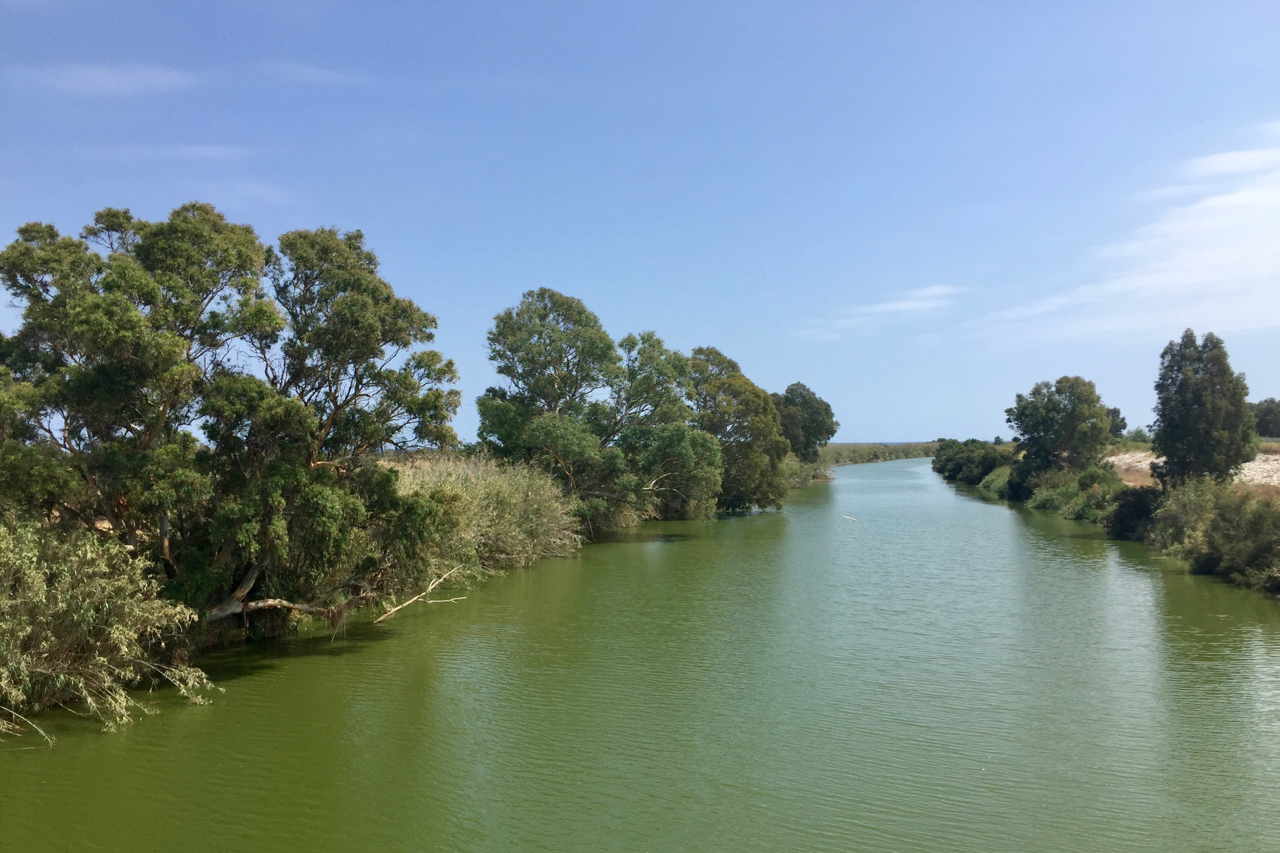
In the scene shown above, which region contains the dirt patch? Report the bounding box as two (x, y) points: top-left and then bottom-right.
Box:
(1103, 450), (1280, 489)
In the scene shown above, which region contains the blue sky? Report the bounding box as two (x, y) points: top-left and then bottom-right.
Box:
(2, 1), (1279, 441)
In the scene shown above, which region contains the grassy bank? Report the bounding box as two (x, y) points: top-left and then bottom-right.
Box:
(932, 439), (1280, 595)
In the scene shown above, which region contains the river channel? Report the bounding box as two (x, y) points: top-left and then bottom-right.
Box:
(4, 458), (1280, 851)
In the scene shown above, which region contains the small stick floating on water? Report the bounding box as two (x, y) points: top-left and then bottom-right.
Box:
(843, 516), (857, 521)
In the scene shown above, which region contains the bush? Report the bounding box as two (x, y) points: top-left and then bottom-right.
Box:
(391, 452), (580, 577)
(1105, 487), (1161, 541)
(1149, 479), (1280, 591)
(932, 439), (1018, 486)
(1, 525), (208, 736)
(779, 453), (829, 489)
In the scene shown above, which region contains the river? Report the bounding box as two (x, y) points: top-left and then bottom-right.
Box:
(4, 458), (1280, 852)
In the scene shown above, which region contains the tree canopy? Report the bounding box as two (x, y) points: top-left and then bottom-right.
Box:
(771, 382), (839, 463)
(1152, 330), (1255, 484)
(0, 204), (460, 628)
(1251, 398), (1280, 438)
(476, 290), (811, 522)
(1004, 376), (1111, 498)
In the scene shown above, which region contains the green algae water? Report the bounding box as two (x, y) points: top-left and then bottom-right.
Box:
(4, 458), (1280, 852)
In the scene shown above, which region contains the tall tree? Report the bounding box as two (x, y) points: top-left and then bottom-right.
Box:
(688, 347), (790, 512)
(1005, 376), (1111, 475)
(1106, 407), (1127, 439)
(1152, 330), (1255, 484)
(477, 290), (722, 528)
(770, 382), (839, 463)
(0, 206), (461, 627)
(1250, 398), (1280, 438)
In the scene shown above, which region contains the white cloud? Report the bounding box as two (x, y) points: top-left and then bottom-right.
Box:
(794, 285), (960, 340)
(987, 135), (1280, 340)
(855, 285), (960, 315)
(4, 63), (194, 96)
(1184, 147), (1280, 177)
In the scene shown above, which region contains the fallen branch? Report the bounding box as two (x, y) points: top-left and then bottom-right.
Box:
(373, 566), (465, 624)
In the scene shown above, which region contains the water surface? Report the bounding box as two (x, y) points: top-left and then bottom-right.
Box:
(4, 458), (1280, 851)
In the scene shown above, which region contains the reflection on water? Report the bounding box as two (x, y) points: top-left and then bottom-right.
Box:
(4, 458), (1279, 852)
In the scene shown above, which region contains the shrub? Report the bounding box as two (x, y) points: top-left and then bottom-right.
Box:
(932, 439), (1018, 486)
(1, 524), (208, 736)
(1105, 487), (1161, 541)
(390, 452), (579, 577)
(1149, 479), (1280, 591)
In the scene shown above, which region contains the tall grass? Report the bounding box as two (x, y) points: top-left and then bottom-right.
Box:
(390, 452), (580, 578)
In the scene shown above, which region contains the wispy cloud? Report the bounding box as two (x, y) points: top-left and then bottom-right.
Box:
(856, 285), (960, 315)
(795, 285), (961, 340)
(266, 61), (369, 85)
(987, 130), (1280, 340)
(4, 63), (194, 96)
(1184, 147), (1280, 177)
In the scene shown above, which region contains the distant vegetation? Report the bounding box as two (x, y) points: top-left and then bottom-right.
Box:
(820, 442), (939, 467)
(934, 329), (1279, 596)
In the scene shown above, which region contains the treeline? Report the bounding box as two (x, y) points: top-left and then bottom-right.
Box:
(934, 330), (1279, 594)
(474, 288), (839, 530)
(0, 204), (839, 732)
(820, 442), (938, 467)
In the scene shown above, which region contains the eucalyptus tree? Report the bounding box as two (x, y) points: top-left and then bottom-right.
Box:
(0, 205), (461, 627)
(477, 290), (722, 529)
(770, 382), (839, 463)
(687, 347), (790, 512)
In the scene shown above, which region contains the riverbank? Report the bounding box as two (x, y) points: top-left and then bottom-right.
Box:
(933, 439), (1280, 597)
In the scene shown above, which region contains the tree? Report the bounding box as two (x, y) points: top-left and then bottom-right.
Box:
(770, 382), (839, 463)
(1005, 376), (1111, 493)
(1107, 407), (1127, 439)
(1152, 330), (1255, 484)
(1250, 398), (1280, 438)
(0, 205), (461, 629)
(688, 347), (790, 512)
(477, 290), (722, 529)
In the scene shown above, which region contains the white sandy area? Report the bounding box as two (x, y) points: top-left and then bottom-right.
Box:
(1107, 450), (1280, 487)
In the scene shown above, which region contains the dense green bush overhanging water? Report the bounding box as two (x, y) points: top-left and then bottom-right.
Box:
(933, 329), (1280, 596)
(0, 204), (841, 733)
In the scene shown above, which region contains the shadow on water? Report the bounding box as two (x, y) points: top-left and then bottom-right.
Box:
(196, 618), (393, 682)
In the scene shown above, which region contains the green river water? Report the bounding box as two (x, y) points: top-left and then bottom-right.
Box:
(4, 457), (1280, 852)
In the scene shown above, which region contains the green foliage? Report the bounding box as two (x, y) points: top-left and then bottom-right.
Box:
(0, 205), (462, 635)
(770, 383), (839, 463)
(1025, 466), (1124, 524)
(931, 438), (1018, 486)
(688, 347), (790, 512)
(476, 289), (726, 528)
(820, 442), (938, 467)
(389, 453), (579, 575)
(977, 464), (1012, 498)
(1106, 486), (1161, 541)
(1250, 397), (1280, 438)
(1152, 330), (1256, 484)
(1149, 479), (1280, 592)
(1006, 376), (1111, 474)
(1, 524), (209, 734)
(1107, 407), (1127, 438)
(1123, 427), (1151, 443)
